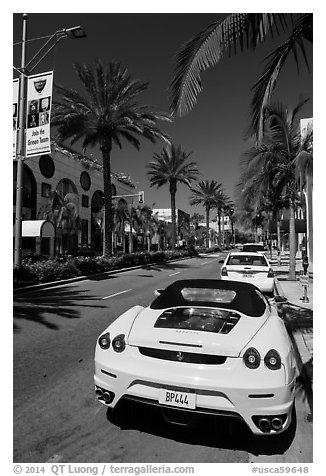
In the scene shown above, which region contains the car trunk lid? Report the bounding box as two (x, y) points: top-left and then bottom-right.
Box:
(127, 306), (269, 357)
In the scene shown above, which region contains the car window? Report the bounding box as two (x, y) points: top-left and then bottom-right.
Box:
(151, 279), (266, 317)
(242, 244), (265, 252)
(227, 255), (267, 266)
(154, 307), (241, 333)
(181, 288), (236, 303)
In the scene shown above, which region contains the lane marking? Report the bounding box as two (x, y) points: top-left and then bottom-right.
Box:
(169, 271), (180, 277)
(102, 289), (132, 300)
(200, 260), (216, 266)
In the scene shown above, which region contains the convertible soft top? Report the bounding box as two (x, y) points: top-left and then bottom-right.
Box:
(150, 279), (266, 317)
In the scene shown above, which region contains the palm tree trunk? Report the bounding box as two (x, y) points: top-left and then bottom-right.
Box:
(305, 174), (313, 265)
(288, 199), (296, 280)
(170, 181), (177, 250)
(221, 208), (225, 248)
(101, 145), (113, 258)
(277, 218), (281, 252)
(205, 206), (210, 248)
(217, 211), (221, 247)
(122, 221), (126, 253)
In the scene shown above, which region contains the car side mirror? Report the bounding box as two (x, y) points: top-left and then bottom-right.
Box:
(274, 295), (287, 303)
(154, 289), (164, 296)
(219, 259), (224, 263)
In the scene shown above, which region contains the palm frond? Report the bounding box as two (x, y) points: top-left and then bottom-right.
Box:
(249, 14), (312, 138)
(169, 13), (289, 116)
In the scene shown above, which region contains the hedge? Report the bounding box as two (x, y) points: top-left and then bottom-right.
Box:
(13, 248), (198, 288)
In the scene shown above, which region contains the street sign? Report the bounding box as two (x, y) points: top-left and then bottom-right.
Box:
(299, 275), (309, 287)
(25, 71), (53, 158)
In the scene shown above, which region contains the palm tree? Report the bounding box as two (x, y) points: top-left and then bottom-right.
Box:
(214, 190), (231, 248)
(38, 190), (80, 254)
(189, 180), (223, 248)
(51, 59), (171, 257)
(137, 205), (158, 252)
(236, 142), (288, 251)
(169, 13), (312, 137)
(147, 143), (199, 250)
(293, 128), (313, 263)
(113, 200), (129, 253)
(239, 99), (312, 279)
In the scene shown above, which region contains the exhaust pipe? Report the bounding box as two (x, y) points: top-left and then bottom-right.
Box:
(95, 387), (104, 397)
(258, 417), (271, 432)
(271, 417), (283, 431)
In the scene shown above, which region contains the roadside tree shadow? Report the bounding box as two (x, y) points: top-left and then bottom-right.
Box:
(142, 262), (199, 272)
(277, 302), (313, 415)
(106, 401), (295, 456)
(295, 357), (313, 418)
(13, 285), (107, 332)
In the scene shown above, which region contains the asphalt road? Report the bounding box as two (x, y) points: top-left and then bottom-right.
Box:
(13, 253), (313, 463)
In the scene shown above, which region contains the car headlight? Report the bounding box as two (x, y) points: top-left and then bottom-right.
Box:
(243, 347), (261, 369)
(112, 334), (126, 353)
(98, 332), (111, 350)
(264, 349), (281, 370)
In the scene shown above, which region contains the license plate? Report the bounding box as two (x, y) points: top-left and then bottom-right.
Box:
(242, 274), (252, 278)
(159, 389), (196, 409)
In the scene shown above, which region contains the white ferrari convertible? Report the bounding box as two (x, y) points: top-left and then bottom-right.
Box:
(94, 279), (296, 436)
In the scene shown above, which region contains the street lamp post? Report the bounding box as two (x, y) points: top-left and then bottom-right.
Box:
(14, 14), (28, 267)
(13, 14), (86, 266)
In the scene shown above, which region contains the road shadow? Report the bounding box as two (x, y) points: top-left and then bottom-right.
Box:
(142, 262), (200, 272)
(295, 358), (313, 419)
(277, 302), (313, 415)
(106, 401), (296, 456)
(13, 285), (107, 332)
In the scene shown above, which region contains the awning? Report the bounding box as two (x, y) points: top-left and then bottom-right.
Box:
(17, 220), (55, 238)
(268, 219), (306, 234)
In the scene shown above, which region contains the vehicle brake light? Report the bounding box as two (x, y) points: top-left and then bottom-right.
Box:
(112, 334), (126, 353)
(243, 347), (260, 369)
(221, 267), (228, 276)
(264, 349), (281, 370)
(98, 332), (111, 350)
(267, 268), (274, 278)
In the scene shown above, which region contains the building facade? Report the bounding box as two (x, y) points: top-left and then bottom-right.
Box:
(152, 208), (190, 247)
(13, 140), (135, 255)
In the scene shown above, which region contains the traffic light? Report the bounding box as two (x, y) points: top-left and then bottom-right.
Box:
(138, 191), (144, 204)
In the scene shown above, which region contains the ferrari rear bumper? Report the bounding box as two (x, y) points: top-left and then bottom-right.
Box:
(94, 345), (295, 435)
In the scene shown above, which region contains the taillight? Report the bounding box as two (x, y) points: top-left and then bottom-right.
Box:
(267, 268), (274, 278)
(112, 334), (126, 353)
(264, 349), (281, 370)
(243, 347), (261, 369)
(221, 267), (228, 276)
(98, 332), (111, 350)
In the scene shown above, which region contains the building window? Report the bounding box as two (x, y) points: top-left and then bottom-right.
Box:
(39, 154), (55, 178)
(82, 194), (89, 208)
(80, 171), (91, 191)
(81, 219), (88, 245)
(56, 178), (78, 196)
(41, 182), (51, 198)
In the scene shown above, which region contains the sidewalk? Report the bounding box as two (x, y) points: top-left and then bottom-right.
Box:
(272, 256), (313, 410)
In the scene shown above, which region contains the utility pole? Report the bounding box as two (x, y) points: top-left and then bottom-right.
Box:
(14, 13), (28, 266)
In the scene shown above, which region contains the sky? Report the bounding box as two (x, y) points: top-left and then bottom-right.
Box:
(12, 7), (313, 218)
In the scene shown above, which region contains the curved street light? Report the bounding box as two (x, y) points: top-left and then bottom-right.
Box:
(14, 14), (86, 266)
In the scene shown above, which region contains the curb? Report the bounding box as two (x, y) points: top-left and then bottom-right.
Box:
(13, 256), (194, 295)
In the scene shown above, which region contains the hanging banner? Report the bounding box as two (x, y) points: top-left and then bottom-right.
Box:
(25, 71), (53, 158)
(13, 78), (19, 159)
